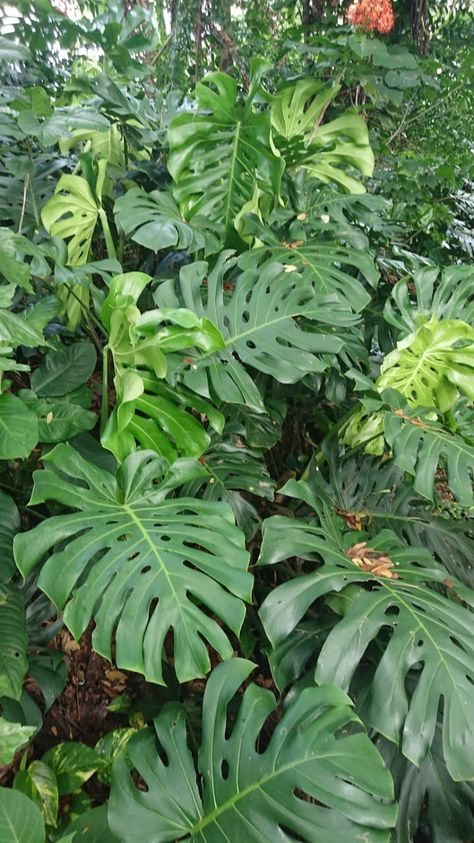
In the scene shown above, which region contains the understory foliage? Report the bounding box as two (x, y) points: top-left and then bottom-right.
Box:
(0, 1), (473, 841)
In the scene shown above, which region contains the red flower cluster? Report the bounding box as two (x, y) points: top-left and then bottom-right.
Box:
(346, 0), (395, 34)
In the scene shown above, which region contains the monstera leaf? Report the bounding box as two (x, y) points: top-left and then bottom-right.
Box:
(258, 483), (474, 780)
(377, 318), (474, 412)
(114, 187), (220, 255)
(270, 79), (374, 193)
(383, 403), (474, 505)
(41, 159), (114, 265)
(155, 253), (344, 411)
(168, 72), (284, 246)
(102, 373), (223, 463)
(384, 264), (474, 336)
(181, 436), (275, 539)
(304, 448), (474, 587)
(378, 727), (474, 843)
(100, 272), (225, 460)
(14, 445), (251, 684)
(109, 658), (396, 843)
(239, 217), (378, 325)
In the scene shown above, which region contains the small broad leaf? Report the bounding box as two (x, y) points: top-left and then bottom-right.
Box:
(0, 788), (45, 843)
(13, 761), (59, 828)
(31, 342), (97, 397)
(0, 719), (36, 766)
(109, 659), (396, 842)
(41, 743), (102, 796)
(0, 393), (38, 459)
(14, 445), (252, 684)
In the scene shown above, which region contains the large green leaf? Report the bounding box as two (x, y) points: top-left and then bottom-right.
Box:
(306, 448), (474, 587)
(0, 583), (28, 700)
(384, 264), (474, 336)
(377, 318), (474, 412)
(258, 485), (474, 780)
(114, 187), (220, 255)
(270, 79), (374, 193)
(102, 373), (223, 463)
(100, 272), (225, 461)
(31, 342), (97, 397)
(14, 445), (252, 684)
(109, 658), (396, 842)
(155, 253), (343, 410)
(0, 393), (39, 459)
(383, 403), (474, 505)
(0, 719), (36, 766)
(182, 435), (275, 540)
(0, 788), (45, 843)
(168, 72), (284, 246)
(239, 217), (378, 325)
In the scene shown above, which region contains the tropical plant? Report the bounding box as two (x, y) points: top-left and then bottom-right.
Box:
(0, 3), (473, 842)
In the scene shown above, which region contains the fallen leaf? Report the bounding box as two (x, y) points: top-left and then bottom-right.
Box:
(346, 542), (398, 579)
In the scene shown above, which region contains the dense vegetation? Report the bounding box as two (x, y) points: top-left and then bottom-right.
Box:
(0, 1), (473, 840)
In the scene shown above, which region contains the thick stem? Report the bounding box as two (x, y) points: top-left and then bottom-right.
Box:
(100, 346), (110, 435)
(99, 208), (117, 261)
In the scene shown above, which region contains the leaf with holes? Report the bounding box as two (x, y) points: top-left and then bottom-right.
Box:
(258, 485), (474, 780)
(383, 403), (474, 505)
(155, 253), (344, 411)
(41, 160), (110, 266)
(168, 72), (284, 247)
(239, 217), (378, 326)
(14, 445), (252, 684)
(377, 318), (474, 412)
(114, 188), (220, 256)
(109, 658), (396, 843)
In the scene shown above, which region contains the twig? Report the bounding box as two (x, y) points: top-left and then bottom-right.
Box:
(18, 172), (29, 235)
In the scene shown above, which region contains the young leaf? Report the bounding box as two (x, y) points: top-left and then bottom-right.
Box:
(0, 394), (38, 460)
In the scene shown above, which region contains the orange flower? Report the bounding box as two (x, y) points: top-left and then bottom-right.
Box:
(346, 0), (395, 35)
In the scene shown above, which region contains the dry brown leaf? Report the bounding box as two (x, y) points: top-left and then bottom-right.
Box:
(346, 542), (398, 579)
